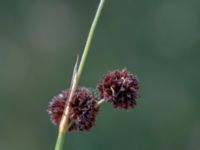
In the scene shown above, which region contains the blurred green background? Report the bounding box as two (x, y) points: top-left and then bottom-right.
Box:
(0, 0), (200, 150)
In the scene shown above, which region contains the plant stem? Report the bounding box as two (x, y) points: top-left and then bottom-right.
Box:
(54, 0), (106, 150)
(55, 132), (65, 150)
(77, 0), (106, 83)
(55, 120), (74, 150)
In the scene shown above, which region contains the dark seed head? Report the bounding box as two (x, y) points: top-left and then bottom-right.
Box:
(47, 87), (99, 131)
(97, 69), (139, 109)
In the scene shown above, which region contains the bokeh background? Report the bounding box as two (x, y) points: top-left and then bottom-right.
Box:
(0, 0), (200, 150)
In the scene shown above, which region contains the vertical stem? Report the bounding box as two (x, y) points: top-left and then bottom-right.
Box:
(54, 0), (106, 150)
(55, 132), (65, 150)
(77, 0), (106, 82)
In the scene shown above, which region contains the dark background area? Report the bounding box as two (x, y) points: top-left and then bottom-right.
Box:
(0, 0), (200, 150)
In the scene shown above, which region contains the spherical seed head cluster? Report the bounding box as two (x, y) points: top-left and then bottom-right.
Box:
(69, 88), (99, 131)
(97, 69), (139, 109)
(47, 93), (65, 125)
(47, 87), (99, 131)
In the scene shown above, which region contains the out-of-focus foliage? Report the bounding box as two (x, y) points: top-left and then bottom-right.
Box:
(0, 0), (200, 150)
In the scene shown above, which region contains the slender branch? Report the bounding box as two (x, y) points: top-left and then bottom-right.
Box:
(97, 99), (105, 107)
(54, 0), (106, 150)
(77, 0), (106, 83)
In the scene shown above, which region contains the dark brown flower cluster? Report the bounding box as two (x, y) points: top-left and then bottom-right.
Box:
(47, 87), (99, 131)
(47, 69), (139, 131)
(97, 69), (139, 109)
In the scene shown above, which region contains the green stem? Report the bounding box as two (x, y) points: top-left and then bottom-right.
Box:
(77, 0), (106, 83)
(54, 0), (106, 150)
(55, 132), (65, 150)
(55, 121), (74, 150)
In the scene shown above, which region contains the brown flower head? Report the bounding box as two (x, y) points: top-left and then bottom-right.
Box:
(97, 69), (139, 109)
(47, 87), (99, 131)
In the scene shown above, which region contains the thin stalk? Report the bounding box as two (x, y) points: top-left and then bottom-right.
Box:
(55, 120), (75, 150)
(55, 132), (65, 150)
(54, 0), (106, 150)
(97, 99), (105, 107)
(77, 0), (106, 83)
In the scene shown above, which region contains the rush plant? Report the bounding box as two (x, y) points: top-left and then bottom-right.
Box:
(47, 0), (140, 149)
